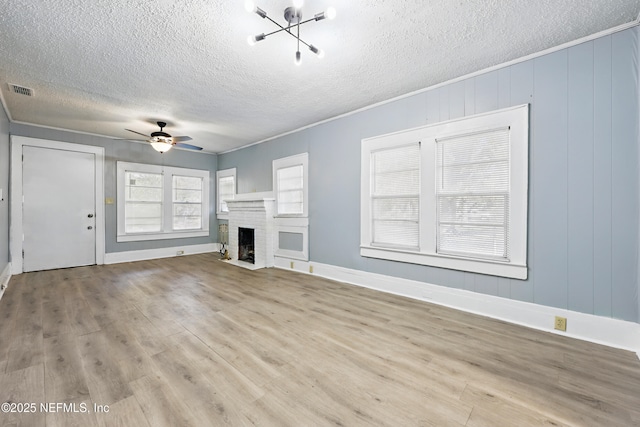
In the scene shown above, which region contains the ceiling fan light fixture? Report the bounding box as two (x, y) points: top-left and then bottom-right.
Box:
(150, 141), (173, 153)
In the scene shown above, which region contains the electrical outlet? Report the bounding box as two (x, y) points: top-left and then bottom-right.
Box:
(554, 316), (567, 331)
(309, 265), (313, 274)
(290, 261), (294, 269)
(176, 250), (184, 256)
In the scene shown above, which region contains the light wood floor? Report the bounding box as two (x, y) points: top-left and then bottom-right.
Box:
(0, 254), (639, 426)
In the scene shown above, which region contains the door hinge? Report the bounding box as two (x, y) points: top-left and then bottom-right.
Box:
(22, 250), (24, 258)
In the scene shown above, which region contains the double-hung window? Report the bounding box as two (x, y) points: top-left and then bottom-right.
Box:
(273, 153), (308, 217)
(117, 162), (210, 242)
(361, 105), (529, 279)
(216, 168), (236, 219)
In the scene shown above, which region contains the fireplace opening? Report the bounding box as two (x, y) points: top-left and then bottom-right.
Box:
(238, 227), (255, 264)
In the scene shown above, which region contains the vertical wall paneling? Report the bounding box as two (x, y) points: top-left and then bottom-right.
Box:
(464, 78), (475, 116)
(474, 70), (499, 114)
(592, 35), (614, 317)
(567, 42), (595, 314)
(404, 91), (429, 129)
(532, 50), (569, 309)
(308, 121), (360, 267)
(219, 28), (640, 323)
(438, 86), (450, 122)
(448, 81), (466, 119)
(475, 274), (499, 296)
(497, 68), (511, 109)
(611, 29), (639, 322)
(426, 89), (441, 124)
(509, 60), (535, 303)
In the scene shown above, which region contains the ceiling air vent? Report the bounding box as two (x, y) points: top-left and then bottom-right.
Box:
(8, 84), (34, 97)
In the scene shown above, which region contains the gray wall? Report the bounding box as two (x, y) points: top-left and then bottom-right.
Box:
(0, 103), (9, 270)
(219, 27), (640, 323)
(9, 124), (218, 253)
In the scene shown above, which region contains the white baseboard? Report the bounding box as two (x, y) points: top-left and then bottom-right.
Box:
(104, 243), (220, 265)
(274, 257), (640, 355)
(0, 262), (12, 302)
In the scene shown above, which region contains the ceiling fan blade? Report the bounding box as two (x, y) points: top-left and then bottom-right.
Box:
(125, 129), (151, 138)
(173, 135), (193, 142)
(175, 142), (203, 151)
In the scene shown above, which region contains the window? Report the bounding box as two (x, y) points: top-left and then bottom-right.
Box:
(117, 162), (209, 242)
(216, 168), (236, 218)
(124, 171), (163, 233)
(273, 153), (308, 217)
(360, 105), (529, 279)
(173, 175), (203, 230)
(371, 143), (420, 248)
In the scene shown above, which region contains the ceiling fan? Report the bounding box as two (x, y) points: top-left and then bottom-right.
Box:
(125, 121), (203, 153)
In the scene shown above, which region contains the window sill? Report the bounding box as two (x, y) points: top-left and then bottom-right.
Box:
(360, 245), (527, 280)
(117, 230), (209, 242)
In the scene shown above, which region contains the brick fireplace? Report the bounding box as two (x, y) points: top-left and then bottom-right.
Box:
(226, 193), (275, 270)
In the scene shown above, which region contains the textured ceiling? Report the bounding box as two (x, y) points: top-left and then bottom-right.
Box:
(0, 0), (638, 153)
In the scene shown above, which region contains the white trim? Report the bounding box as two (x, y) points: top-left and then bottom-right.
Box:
(117, 230), (209, 242)
(220, 20), (640, 155)
(0, 262), (12, 302)
(273, 258), (640, 354)
(10, 136), (106, 274)
(274, 225), (309, 261)
(104, 243), (219, 264)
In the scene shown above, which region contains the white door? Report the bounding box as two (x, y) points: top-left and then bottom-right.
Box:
(22, 146), (96, 272)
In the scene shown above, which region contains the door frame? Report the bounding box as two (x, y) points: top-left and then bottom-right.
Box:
(10, 136), (105, 274)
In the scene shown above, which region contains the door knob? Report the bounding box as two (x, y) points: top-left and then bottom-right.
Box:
(88, 214), (94, 218)
(87, 226), (93, 230)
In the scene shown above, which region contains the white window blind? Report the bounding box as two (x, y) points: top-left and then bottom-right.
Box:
(277, 165), (304, 215)
(371, 143), (420, 248)
(218, 175), (235, 213)
(124, 171), (163, 233)
(436, 128), (510, 260)
(172, 175), (203, 230)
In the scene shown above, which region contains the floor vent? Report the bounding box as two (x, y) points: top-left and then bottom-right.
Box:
(8, 84), (34, 97)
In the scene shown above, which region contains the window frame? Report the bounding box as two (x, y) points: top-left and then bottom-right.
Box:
(360, 104), (529, 280)
(216, 167), (236, 220)
(273, 153), (309, 218)
(117, 161), (210, 242)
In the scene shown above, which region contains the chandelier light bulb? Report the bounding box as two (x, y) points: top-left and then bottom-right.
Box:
(247, 35), (255, 46)
(293, 0), (304, 9)
(244, 0), (257, 13)
(318, 49), (325, 59)
(326, 7), (337, 20)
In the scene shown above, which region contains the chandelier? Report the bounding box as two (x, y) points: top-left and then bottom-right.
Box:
(245, 0), (336, 65)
